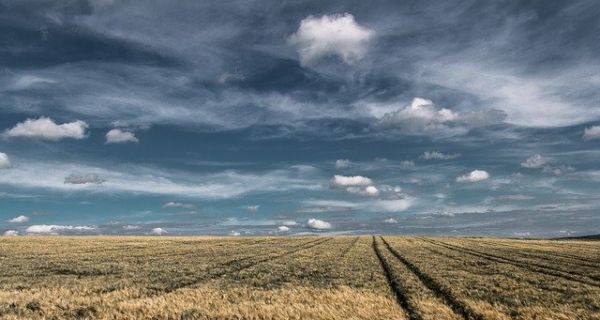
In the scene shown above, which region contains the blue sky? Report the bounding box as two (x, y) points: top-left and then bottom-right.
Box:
(1, 0), (600, 237)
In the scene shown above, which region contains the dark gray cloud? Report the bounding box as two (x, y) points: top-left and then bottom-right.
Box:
(2, 0), (598, 134)
(64, 173), (105, 185)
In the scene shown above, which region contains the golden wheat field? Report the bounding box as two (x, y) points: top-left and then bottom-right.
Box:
(0, 236), (599, 320)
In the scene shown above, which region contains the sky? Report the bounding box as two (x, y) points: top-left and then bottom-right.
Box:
(1, 0), (600, 238)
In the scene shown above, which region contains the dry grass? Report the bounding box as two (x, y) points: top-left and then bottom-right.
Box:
(0, 236), (598, 319)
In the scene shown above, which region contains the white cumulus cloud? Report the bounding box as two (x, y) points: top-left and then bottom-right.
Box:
(583, 126), (600, 140)
(277, 225), (290, 232)
(244, 205), (260, 212)
(384, 217), (398, 224)
(8, 215), (29, 223)
(521, 154), (550, 168)
(151, 227), (167, 235)
(307, 218), (332, 230)
(330, 175), (373, 187)
(345, 185), (380, 197)
(456, 170), (490, 183)
(3, 230), (19, 236)
(335, 159), (351, 169)
(106, 129), (139, 144)
(371, 98), (505, 137)
(0, 153), (11, 169)
(4, 117), (88, 140)
(288, 13), (374, 65)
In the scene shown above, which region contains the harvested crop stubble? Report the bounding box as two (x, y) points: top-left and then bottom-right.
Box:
(0, 236), (599, 319)
(384, 237), (600, 320)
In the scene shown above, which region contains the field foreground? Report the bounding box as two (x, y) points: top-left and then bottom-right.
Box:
(0, 236), (599, 320)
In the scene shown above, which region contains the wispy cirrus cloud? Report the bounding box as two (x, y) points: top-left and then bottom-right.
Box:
(26, 225), (96, 235)
(0, 161), (323, 199)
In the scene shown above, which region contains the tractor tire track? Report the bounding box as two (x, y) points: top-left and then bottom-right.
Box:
(255, 237), (362, 288)
(422, 238), (600, 288)
(469, 240), (600, 268)
(380, 237), (485, 320)
(152, 237), (333, 294)
(341, 236), (360, 258)
(417, 241), (583, 297)
(372, 236), (420, 320)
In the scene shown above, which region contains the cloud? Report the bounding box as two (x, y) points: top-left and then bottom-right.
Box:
(365, 185), (380, 196)
(123, 225), (141, 230)
(307, 218), (332, 230)
(106, 129), (139, 144)
(277, 225), (290, 232)
(3, 230), (18, 236)
(419, 60), (600, 128)
(335, 159), (351, 169)
(218, 72), (245, 84)
(4, 117), (88, 140)
(345, 185), (380, 197)
(495, 194), (534, 201)
(521, 154), (550, 168)
(298, 199), (358, 213)
(298, 206), (356, 213)
(372, 98), (505, 137)
(64, 173), (105, 185)
(1, 1), (595, 140)
(26, 225), (95, 235)
(151, 227), (167, 235)
(329, 174), (386, 198)
(330, 175), (373, 187)
(8, 215), (29, 223)
(288, 13), (374, 65)
(422, 151), (460, 160)
(583, 126), (600, 140)
(384, 218), (398, 224)
(230, 230), (241, 236)
(12, 75), (56, 90)
(0, 153), (11, 169)
(163, 202), (196, 209)
(281, 220), (297, 226)
(302, 195), (411, 214)
(244, 205), (260, 212)
(0, 161), (322, 199)
(400, 161), (415, 168)
(372, 199), (411, 212)
(456, 170), (490, 183)
(542, 164), (575, 176)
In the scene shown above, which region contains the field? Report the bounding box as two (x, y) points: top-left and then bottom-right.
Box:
(0, 237), (599, 319)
